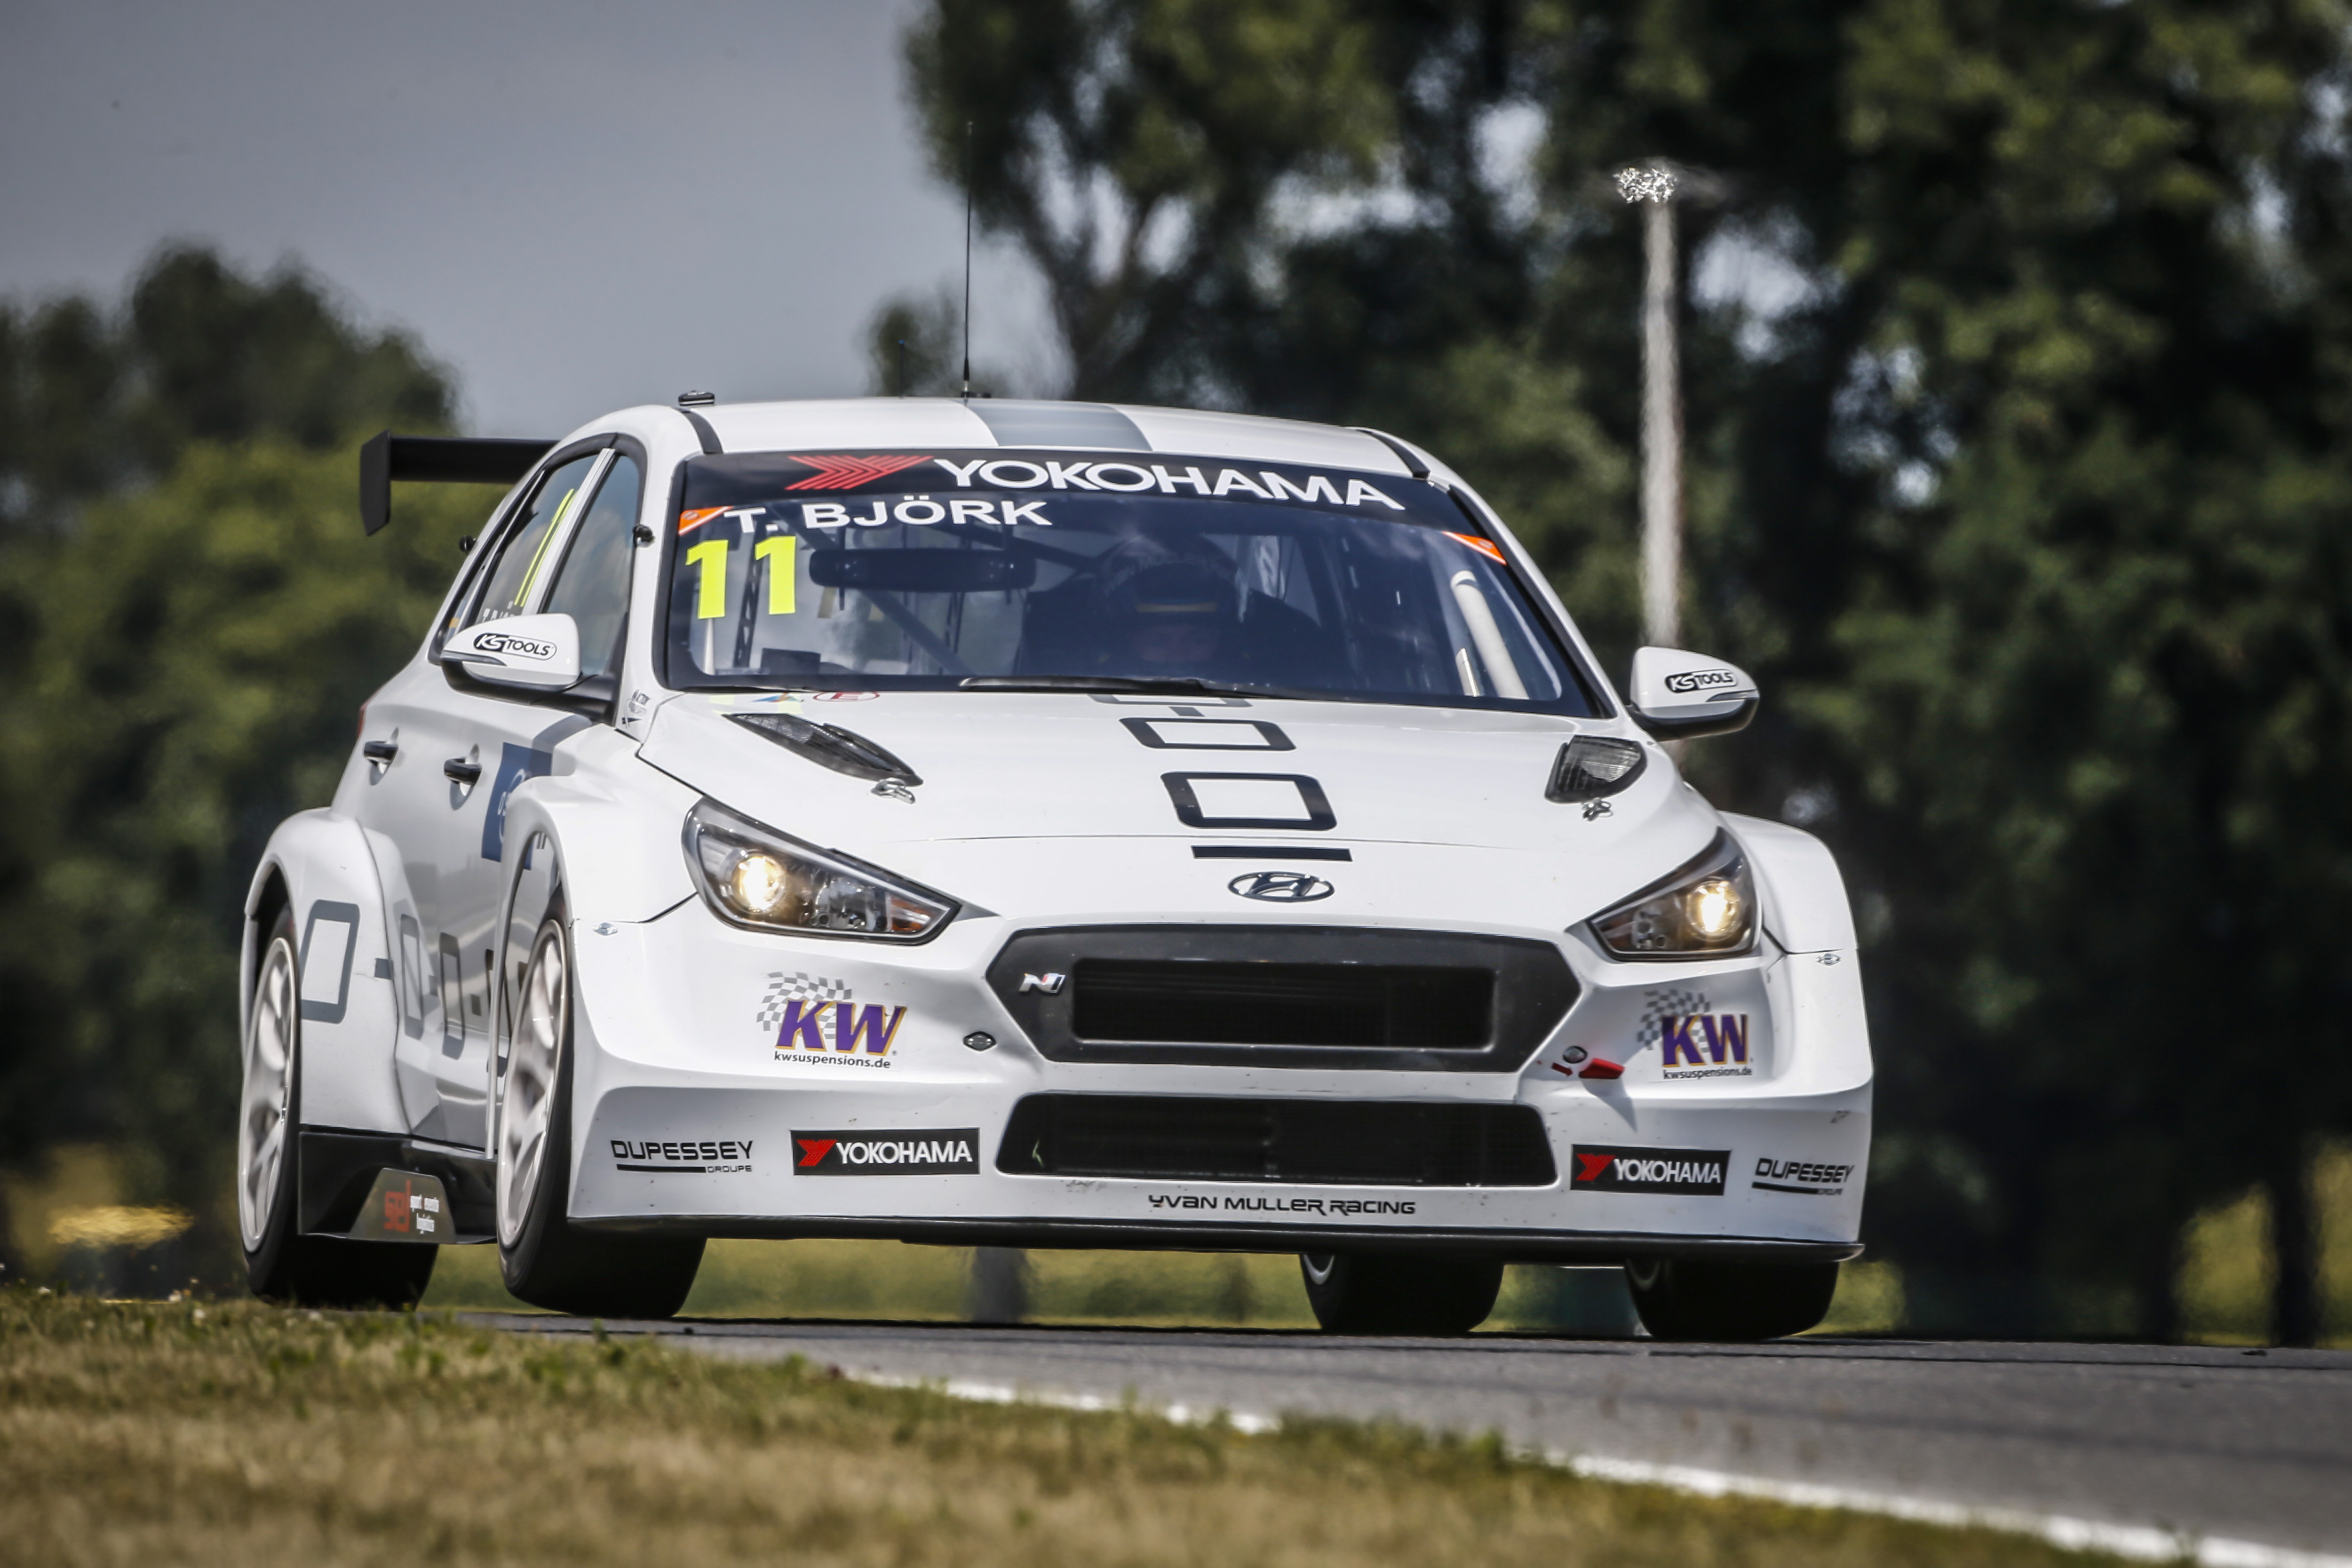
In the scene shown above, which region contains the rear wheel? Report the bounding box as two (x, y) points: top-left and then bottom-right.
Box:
(496, 902), (703, 1318)
(239, 904), (436, 1308)
(1624, 1257), (1840, 1341)
(1299, 1252), (1503, 1335)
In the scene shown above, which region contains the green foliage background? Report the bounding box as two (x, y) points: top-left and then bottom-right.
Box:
(0, 248), (486, 1276)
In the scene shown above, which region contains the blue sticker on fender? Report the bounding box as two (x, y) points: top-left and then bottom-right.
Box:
(481, 743), (553, 861)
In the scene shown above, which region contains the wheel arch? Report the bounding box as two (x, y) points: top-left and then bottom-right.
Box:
(242, 809), (406, 1133)
(493, 780), (696, 1221)
(241, 864), (291, 1048)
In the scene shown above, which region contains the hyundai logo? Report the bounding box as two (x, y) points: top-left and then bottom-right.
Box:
(1228, 870), (1335, 903)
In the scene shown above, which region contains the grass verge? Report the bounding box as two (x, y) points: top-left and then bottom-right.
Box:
(0, 1289), (2121, 1567)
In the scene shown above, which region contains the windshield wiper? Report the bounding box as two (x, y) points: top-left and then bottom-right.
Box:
(960, 675), (1271, 698)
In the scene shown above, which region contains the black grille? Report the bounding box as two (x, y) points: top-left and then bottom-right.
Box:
(987, 926), (1578, 1072)
(1072, 960), (1489, 1049)
(997, 1095), (1557, 1187)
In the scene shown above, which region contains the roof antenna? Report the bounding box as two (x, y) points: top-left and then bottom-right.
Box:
(961, 119), (974, 399)
(898, 337), (908, 398)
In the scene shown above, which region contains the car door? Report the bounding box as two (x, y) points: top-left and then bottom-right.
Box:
(355, 442), (616, 1147)
(481, 446), (647, 1067)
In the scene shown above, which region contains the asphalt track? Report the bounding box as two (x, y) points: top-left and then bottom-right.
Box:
(476, 1313), (2352, 1564)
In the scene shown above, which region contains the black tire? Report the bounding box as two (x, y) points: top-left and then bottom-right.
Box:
(242, 904), (437, 1310)
(1299, 1252), (1504, 1335)
(496, 896), (704, 1319)
(1624, 1257), (1840, 1341)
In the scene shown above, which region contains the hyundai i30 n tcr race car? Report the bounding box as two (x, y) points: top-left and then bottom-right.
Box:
(237, 396), (1870, 1337)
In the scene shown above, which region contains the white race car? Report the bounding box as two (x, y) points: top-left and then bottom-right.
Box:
(237, 396), (1870, 1337)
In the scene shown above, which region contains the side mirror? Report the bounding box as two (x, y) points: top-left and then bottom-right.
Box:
(445, 613), (582, 691)
(1626, 646), (1758, 740)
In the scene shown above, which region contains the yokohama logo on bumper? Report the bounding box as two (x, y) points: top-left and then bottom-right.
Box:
(792, 1129), (980, 1175)
(1570, 1144), (1729, 1195)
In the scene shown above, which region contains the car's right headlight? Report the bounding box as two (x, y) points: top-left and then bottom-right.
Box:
(682, 799), (956, 940)
(1587, 830), (1756, 959)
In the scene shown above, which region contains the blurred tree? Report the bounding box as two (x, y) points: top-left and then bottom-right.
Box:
(861, 285), (1021, 400)
(903, 0), (2352, 1338)
(866, 286), (969, 398)
(0, 444), (489, 1282)
(0, 243), (453, 536)
(898, 0), (1396, 401)
(0, 246), (470, 1283)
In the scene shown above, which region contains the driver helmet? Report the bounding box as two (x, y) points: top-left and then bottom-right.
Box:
(1097, 538), (1236, 628)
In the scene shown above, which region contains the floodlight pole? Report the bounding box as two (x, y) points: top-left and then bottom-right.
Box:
(1618, 164), (1683, 651)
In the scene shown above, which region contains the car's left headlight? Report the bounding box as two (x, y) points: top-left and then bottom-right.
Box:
(683, 799), (955, 940)
(1587, 831), (1756, 959)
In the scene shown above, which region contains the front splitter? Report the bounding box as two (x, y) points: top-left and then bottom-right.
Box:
(569, 1212), (1863, 1266)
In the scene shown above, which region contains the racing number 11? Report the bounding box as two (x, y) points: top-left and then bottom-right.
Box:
(685, 536), (796, 619)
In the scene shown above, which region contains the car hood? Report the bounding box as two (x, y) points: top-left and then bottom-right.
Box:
(635, 690), (1721, 928)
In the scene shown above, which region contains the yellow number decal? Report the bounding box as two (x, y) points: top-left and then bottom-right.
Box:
(754, 535), (797, 616)
(685, 538), (729, 619)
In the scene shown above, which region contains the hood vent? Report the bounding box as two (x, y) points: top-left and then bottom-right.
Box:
(728, 712), (922, 785)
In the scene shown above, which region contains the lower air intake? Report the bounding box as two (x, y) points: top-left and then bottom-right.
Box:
(996, 1094), (1557, 1187)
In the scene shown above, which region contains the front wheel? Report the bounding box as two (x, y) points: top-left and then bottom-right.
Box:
(495, 903), (703, 1319)
(1624, 1257), (1840, 1341)
(239, 904), (436, 1308)
(1299, 1252), (1503, 1335)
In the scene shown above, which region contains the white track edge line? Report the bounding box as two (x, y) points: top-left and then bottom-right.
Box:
(851, 1371), (2352, 1568)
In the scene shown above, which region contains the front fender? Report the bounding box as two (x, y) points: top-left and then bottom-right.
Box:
(494, 768), (699, 1211)
(243, 809), (406, 1134)
(1727, 812), (1873, 1107)
(495, 763), (700, 931)
(1722, 812), (1859, 954)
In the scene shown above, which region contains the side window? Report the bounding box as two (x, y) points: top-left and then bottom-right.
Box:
(465, 453), (601, 629)
(541, 455), (643, 682)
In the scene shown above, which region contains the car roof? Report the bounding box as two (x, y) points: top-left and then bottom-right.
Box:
(598, 397), (1417, 477)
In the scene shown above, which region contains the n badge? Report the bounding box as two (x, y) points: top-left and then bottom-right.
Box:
(1569, 1144), (1729, 1196)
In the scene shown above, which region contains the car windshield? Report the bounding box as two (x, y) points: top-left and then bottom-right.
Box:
(663, 448), (1600, 714)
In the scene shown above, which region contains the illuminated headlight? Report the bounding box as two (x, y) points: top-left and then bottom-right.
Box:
(1588, 831), (1756, 959)
(682, 800), (955, 940)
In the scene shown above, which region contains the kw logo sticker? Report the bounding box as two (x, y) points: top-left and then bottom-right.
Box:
(757, 973), (907, 1069)
(777, 1000), (906, 1060)
(1659, 1013), (1751, 1075)
(1636, 990), (1755, 1079)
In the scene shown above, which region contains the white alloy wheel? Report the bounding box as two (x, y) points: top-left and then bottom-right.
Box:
(497, 921), (567, 1247)
(238, 932), (298, 1253)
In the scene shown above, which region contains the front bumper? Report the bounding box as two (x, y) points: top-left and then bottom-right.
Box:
(563, 893), (1872, 1265)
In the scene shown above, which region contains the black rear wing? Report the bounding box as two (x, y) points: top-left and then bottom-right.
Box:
(359, 431), (555, 535)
